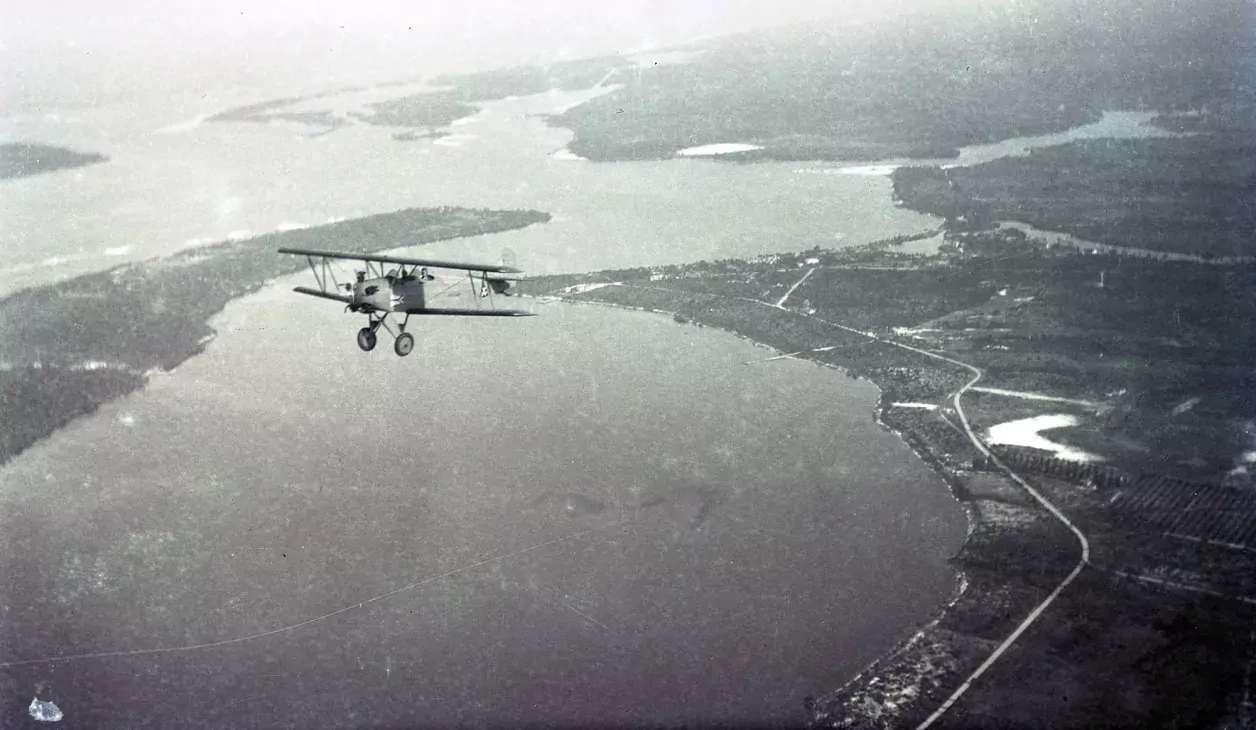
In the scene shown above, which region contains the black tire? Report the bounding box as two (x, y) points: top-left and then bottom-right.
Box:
(394, 332), (415, 357)
(357, 327), (377, 352)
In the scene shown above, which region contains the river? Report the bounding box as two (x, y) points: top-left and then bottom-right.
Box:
(0, 79), (937, 299)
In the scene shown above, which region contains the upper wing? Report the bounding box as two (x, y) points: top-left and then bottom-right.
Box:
(405, 307), (535, 317)
(293, 286), (353, 304)
(277, 247), (523, 274)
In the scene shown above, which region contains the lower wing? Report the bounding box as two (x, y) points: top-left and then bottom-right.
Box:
(294, 286), (353, 305)
(405, 307), (535, 317)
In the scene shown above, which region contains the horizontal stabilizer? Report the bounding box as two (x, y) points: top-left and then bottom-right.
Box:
(293, 286), (353, 304)
(404, 307), (536, 317)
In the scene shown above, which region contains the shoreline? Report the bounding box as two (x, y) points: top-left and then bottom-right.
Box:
(532, 230), (1256, 727)
(533, 292), (986, 719)
(0, 233), (969, 727)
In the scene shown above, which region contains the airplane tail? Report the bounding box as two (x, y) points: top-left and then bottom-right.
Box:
(481, 247), (520, 297)
(497, 247), (517, 270)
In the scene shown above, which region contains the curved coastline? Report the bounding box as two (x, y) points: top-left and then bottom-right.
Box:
(0, 252), (965, 727)
(533, 289), (982, 708)
(530, 247), (1173, 725)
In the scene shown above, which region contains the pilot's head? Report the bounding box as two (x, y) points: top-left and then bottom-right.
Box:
(356, 271), (365, 282)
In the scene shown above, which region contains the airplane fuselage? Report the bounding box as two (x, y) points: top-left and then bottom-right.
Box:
(350, 274), (426, 314)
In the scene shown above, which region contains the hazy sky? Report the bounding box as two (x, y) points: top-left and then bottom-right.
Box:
(1, 0), (928, 112)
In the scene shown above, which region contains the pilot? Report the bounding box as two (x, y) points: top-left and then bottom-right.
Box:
(356, 271), (366, 283)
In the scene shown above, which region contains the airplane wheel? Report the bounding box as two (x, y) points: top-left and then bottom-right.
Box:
(357, 327), (377, 352)
(394, 332), (415, 357)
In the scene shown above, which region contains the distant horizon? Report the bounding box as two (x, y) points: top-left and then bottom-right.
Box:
(0, 0), (943, 116)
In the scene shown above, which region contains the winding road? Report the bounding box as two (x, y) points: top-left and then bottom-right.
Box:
(538, 268), (1095, 723)
(765, 270), (1093, 728)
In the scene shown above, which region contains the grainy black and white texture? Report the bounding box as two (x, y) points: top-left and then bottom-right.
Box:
(3, 1), (1254, 728)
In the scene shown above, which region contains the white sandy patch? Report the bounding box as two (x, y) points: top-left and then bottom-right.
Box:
(551, 148), (586, 161)
(970, 387), (1100, 408)
(676, 143), (763, 157)
(562, 282), (621, 294)
(434, 134), (479, 147)
(103, 245), (131, 256)
(836, 164), (900, 176)
(986, 414), (1102, 462)
(71, 361), (123, 372)
(28, 697), (62, 723)
(226, 230), (251, 241)
(892, 402), (938, 410)
(275, 222), (307, 232)
(153, 115), (206, 135)
(546, 83), (623, 114)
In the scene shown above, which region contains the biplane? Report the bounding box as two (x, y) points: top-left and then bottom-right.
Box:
(278, 247), (534, 357)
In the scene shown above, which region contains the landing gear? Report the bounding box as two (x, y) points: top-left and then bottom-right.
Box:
(357, 312), (414, 357)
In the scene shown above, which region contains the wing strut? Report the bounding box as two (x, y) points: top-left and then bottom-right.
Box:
(304, 254), (345, 294)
